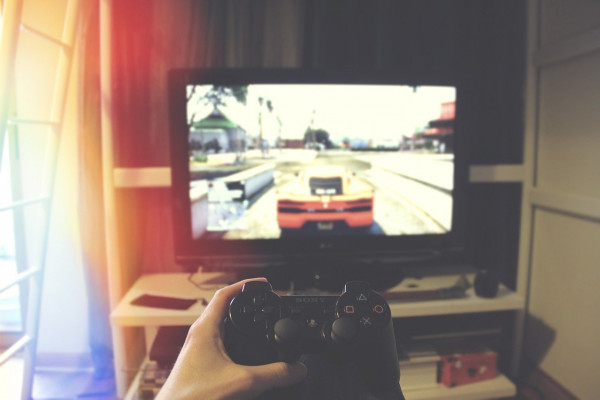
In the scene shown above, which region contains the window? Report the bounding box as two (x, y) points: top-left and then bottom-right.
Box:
(0, 139), (23, 336)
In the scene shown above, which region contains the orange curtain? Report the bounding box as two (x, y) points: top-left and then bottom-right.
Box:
(78, 0), (306, 379)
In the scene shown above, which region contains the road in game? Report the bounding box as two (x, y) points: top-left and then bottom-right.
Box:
(221, 150), (453, 239)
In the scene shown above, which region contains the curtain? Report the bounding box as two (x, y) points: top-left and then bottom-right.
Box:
(78, 0), (114, 380)
(79, 0), (306, 379)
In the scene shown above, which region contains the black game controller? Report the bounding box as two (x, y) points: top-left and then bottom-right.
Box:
(224, 280), (403, 399)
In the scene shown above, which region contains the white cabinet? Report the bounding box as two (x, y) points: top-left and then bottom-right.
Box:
(110, 271), (524, 399)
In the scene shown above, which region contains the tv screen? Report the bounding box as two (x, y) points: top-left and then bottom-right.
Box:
(169, 69), (466, 268)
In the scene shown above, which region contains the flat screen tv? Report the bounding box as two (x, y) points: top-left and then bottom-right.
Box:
(169, 69), (467, 284)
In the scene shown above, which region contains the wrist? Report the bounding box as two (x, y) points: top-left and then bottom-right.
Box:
(156, 366), (255, 400)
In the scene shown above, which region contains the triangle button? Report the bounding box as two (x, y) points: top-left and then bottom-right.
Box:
(357, 293), (368, 301)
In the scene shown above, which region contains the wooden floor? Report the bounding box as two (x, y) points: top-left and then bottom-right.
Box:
(0, 357), (116, 399)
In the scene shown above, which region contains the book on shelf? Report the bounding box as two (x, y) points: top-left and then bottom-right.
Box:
(398, 347), (441, 390)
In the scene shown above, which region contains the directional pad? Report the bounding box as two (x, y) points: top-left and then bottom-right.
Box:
(229, 289), (283, 337)
(253, 295), (265, 306)
(242, 305), (255, 315)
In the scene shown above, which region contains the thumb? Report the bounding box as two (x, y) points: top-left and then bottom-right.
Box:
(249, 361), (307, 393)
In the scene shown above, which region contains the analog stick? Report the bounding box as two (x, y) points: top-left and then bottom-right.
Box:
(274, 318), (300, 345)
(331, 317), (358, 345)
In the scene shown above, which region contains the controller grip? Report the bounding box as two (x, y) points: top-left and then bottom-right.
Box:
(223, 319), (277, 366)
(355, 318), (401, 393)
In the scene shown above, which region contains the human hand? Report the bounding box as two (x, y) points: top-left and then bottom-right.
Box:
(156, 278), (307, 400)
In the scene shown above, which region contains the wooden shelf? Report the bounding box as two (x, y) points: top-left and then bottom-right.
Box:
(112, 272), (522, 400)
(124, 360), (515, 400)
(387, 274), (525, 318)
(403, 373), (516, 400)
(124, 365), (143, 400)
(110, 272), (225, 327)
(111, 272), (525, 326)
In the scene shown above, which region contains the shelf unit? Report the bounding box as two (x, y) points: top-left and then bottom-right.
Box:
(123, 361), (516, 400)
(111, 271), (524, 399)
(403, 374), (516, 400)
(112, 272), (526, 326)
(104, 164), (529, 400)
(387, 273), (524, 318)
(104, 162), (529, 400)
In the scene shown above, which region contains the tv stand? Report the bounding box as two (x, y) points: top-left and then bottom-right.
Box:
(110, 269), (524, 399)
(234, 258), (406, 292)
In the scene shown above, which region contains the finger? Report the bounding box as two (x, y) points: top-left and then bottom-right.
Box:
(248, 362), (307, 394)
(200, 277), (268, 328)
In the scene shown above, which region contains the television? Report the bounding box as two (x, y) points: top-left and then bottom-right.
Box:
(169, 69), (468, 289)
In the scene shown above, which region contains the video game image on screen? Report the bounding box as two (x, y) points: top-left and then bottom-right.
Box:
(184, 83), (456, 243)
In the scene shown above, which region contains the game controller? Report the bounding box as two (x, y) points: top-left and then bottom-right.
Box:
(224, 280), (402, 397)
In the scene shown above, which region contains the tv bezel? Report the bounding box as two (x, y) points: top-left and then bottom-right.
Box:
(169, 68), (468, 268)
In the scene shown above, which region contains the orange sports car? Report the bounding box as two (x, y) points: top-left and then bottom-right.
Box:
(277, 166), (374, 230)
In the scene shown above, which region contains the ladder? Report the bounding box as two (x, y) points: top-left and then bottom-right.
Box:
(0, 0), (80, 398)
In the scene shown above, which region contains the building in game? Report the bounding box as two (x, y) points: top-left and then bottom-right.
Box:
(189, 108), (246, 154)
(407, 101), (455, 153)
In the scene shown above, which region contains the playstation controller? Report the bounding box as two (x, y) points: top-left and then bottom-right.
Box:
(224, 280), (404, 399)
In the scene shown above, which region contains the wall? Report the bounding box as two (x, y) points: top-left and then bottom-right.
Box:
(522, 1), (600, 398)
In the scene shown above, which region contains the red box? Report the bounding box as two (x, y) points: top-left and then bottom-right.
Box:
(440, 351), (497, 388)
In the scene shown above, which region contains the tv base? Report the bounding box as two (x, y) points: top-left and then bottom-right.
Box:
(232, 260), (405, 293)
